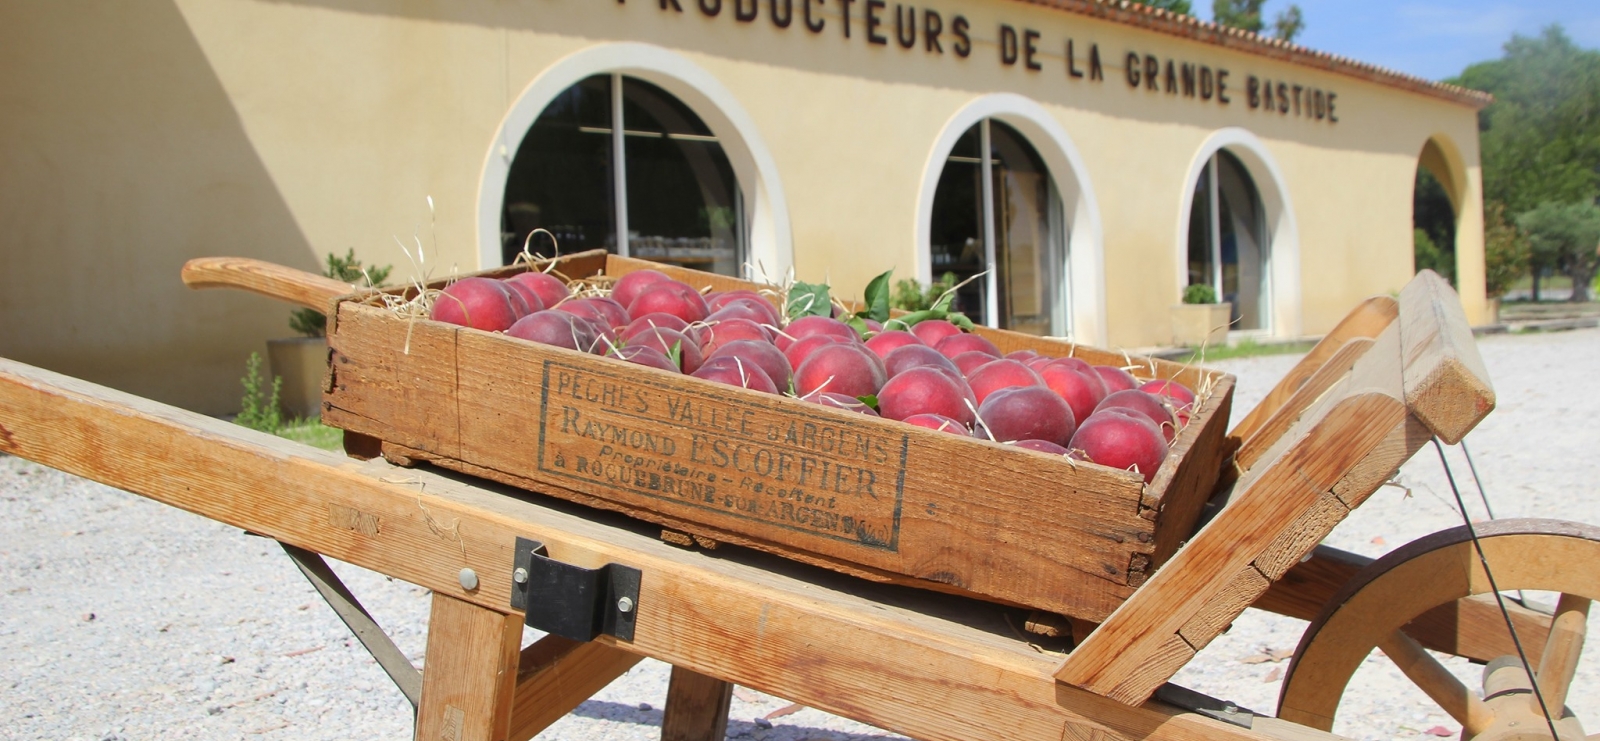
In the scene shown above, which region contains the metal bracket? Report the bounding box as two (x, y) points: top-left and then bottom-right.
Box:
(509, 537), (640, 642)
(1153, 683), (1256, 729)
(278, 541), (422, 711)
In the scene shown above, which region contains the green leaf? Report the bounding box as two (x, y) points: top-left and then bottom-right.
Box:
(860, 270), (892, 323)
(945, 312), (976, 331)
(856, 394), (879, 411)
(842, 314), (872, 340)
(928, 288), (956, 314)
(667, 340), (683, 370)
(786, 281), (832, 320)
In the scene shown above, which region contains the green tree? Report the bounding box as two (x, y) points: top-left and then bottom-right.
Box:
(1212, 0), (1264, 33)
(1142, 0), (1193, 14)
(1517, 201), (1600, 302)
(1413, 228), (1455, 285)
(1212, 0), (1303, 42)
(1272, 5), (1304, 43)
(1451, 26), (1600, 216)
(1482, 201), (1530, 299)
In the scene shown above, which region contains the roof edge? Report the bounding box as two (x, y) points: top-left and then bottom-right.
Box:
(1012, 0), (1494, 110)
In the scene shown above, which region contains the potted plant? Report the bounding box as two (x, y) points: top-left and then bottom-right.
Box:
(268, 250), (390, 419)
(1170, 284), (1232, 348)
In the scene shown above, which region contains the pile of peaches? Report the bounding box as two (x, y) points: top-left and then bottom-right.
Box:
(429, 269), (1196, 483)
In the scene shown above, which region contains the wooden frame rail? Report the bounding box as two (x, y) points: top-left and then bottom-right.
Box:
(0, 357), (1337, 741)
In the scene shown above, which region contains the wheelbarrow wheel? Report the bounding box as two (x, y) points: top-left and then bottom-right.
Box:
(1278, 518), (1600, 740)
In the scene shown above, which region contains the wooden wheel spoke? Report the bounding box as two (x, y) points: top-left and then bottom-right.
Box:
(1378, 629), (1493, 735)
(1534, 593), (1589, 715)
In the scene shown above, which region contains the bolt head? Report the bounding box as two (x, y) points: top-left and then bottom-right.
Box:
(513, 567), (529, 584)
(617, 596), (635, 613)
(458, 568), (479, 591)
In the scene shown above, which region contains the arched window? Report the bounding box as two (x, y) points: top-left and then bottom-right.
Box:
(1186, 149), (1269, 332)
(502, 74), (745, 276)
(929, 119), (1067, 336)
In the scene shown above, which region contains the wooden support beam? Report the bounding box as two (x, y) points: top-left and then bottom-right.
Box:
(1230, 295), (1397, 444)
(416, 594), (524, 741)
(661, 666), (734, 741)
(508, 634), (643, 741)
(0, 358), (1319, 741)
(1397, 270), (1494, 444)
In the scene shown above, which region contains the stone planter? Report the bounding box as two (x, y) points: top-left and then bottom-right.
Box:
(1170, 302), (1232, 348)
(267, 336), (328, 420)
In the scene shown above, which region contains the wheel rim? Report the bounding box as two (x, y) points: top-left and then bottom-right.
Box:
(1278, 518), (1600, 734)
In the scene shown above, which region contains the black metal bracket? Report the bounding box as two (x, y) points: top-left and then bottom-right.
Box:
(509, 537), (640, 642)
(1153, 684), (1256, 729)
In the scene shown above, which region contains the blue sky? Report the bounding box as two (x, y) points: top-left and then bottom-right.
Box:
(1253, 0), (1600, 82)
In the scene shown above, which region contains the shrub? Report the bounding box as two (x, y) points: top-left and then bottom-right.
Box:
(1182, 283), (1218, 304)
(236, 352), (282, 434)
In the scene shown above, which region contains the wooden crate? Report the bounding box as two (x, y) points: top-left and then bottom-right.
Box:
(319, 251), (1234, 623)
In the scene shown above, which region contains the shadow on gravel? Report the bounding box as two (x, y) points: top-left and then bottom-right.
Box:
(569, 700), (901, 740)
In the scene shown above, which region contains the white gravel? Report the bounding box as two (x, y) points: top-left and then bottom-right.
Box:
(2, 327), (1597, 740)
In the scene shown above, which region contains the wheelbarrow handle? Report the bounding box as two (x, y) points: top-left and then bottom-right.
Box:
(181, 257), (358, 311)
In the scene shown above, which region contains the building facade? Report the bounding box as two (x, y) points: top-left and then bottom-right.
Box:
(0, 1), (1489, 414)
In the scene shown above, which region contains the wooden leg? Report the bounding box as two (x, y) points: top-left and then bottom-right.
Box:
(660, 666), (733, 741)
(507, 634), (642, 741)
(416, 593), (524, 741)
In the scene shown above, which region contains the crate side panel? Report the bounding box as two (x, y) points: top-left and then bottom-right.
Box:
(325, 303), (461, 459)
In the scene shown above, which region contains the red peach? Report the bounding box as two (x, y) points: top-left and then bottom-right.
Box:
(778, 315), (859, 351)
(975, 386), (1077, 447)
(606, 345), (679, 373)
(1093, 365), (1140, 394)
(431, 277), (522, 331)
(1093, 389), (1178, 443)
(505, 271), (570, 311)
(783, 334), (849, 371)
(1038, 361), (1109, 424)
(901, 413), (972, 436)
(707, 339), (793, 392)
(610, 269), (673, 311)
(628, 327), (704, 373)
(794, 342), (886, 399)
(1068, 408), (1169, 483)
(909, 320), (963, 346)
(691, 356), (777, 394)
(877, 366), (978, 424)
(627, 281), (709, 324)
(505, 310), (598, 352)
(864, 330), (924, 359)
(934, 333), (1001, 360)
(699, 318), (772, 356)
(966, 359), (1045, 405)
(1013, 439), (1070, 455)
(883, 344), (960, 377)
(951, 351), (1000, 377)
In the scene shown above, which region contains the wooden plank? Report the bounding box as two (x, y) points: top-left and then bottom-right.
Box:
(0, 358), (1301, 741)
(1234, 338), (1374, 472)
(1144, 375), (1237, 573)
(326, 298), (1168, 623)
(1056, 324), (1409, 704)
(1230, 295), (1397, 444)
(660, 666), (734, 741)
(1397, 270), (1494, 444)
(416, 594), (524, 741)
(1253, 493), (1350, 581)
(508, 635), (642, 741)
(1178, 566), (1270, 646)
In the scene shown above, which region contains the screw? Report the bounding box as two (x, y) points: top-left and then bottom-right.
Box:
(458, 568), (479, 591)
(513, 567), (529, 584)
(1222, 702), (1238, 715)
(617, 596), (635, 613)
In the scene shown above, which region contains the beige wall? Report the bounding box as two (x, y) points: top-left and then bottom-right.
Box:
(0, 0), (1486, 413)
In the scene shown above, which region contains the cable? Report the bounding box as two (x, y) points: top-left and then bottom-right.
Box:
(1459, 439), (1497, 520)
(1433, 438), (1560, 740)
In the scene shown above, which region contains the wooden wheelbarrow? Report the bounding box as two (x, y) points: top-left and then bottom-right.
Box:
(0, 268), (1592, 740)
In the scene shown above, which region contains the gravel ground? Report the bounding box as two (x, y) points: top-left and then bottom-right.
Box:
(2, 327), (1597, 741)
